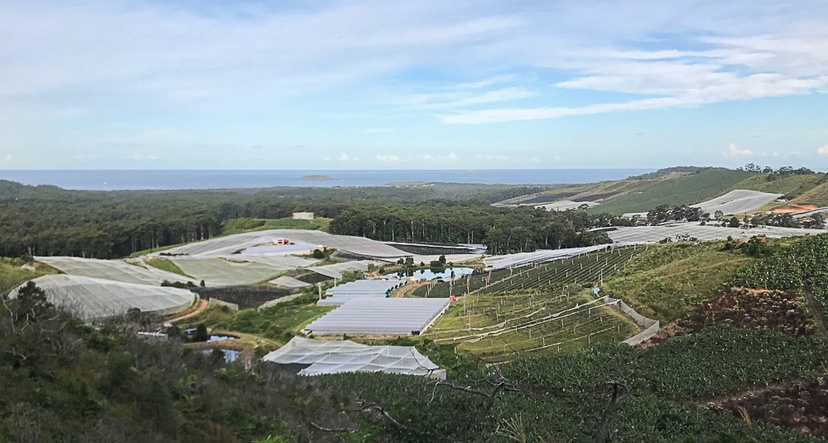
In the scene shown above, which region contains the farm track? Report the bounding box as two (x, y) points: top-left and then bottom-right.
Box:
(168, 298), (209, 324)
(803, 290), (828, 337)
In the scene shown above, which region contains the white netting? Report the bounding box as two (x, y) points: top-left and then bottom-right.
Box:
(36, 256), (190, 286)
(263, 337), (445, 379)
(304, 298), (450, 335)
(10, 275), (196, 320)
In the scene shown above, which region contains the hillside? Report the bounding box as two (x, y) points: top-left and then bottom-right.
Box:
(502, 167), (828, 216)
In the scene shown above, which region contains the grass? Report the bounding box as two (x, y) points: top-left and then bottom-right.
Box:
(790, 179), (828, 206)
(423, 290), (639, 362)
(215, 296), (333, 342)
(144, 257), (190, 277)
(601, 242), (754, 321)
(732, 173), (823, 199)
(590, 168), (755, 214)
(0, 258), (57, 295)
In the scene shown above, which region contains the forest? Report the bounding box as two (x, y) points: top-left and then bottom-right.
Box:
(0, 179), (612, 258)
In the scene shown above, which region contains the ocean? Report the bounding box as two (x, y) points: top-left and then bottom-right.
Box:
(0, 169), (653, 191)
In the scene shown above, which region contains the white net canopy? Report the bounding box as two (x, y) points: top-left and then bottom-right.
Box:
(10, 275), (196, 320)
(692, 189), (782, 216)
(483, 245), (610, 270)
(304, 298), (450, 335)
(263, 337), (445, 379)
(36, 256), (190, 286)
(606, 223), (824, 244)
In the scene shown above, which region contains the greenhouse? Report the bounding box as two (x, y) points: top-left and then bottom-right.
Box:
(263, 337), (446, 379)
(11, 275), (196, 321)
(317, 279), (405, 306)
(304, 298), (451, 335)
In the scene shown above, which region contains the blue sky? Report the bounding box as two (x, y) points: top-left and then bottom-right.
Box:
(0, 0), (826, 170)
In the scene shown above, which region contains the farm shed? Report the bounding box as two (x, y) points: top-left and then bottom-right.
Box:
(304, 298), (450, 335)
(11, 275), (196, 321)
(263, 337), (445, 379)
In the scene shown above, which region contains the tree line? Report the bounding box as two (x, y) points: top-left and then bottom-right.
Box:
(329, 202), (629, 255)
(0, 180), (547, 259)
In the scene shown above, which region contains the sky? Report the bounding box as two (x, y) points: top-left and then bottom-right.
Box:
(0, 0), (827, 170)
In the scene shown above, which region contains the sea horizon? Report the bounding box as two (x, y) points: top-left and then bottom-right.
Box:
(0, 168), (655, 191)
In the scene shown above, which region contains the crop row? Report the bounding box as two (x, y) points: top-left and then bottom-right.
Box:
(426, 292), (637, 362)
(478, 246), (642, 294)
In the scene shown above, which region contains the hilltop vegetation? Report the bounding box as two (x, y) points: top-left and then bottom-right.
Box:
(503, 166), (828, 216)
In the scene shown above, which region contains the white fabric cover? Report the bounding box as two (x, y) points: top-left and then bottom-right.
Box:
(11, 274), (196, 320)
(263, 337), (446, 379)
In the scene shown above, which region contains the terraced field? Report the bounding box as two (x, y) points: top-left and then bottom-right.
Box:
(411, 268), (512, 297)
(425, 291), (638, 362)
(478, 246), (642, 294)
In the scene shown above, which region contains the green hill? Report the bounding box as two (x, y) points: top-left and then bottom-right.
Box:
(589, 168), (755, 214)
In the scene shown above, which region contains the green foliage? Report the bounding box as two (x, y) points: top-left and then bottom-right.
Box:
(0, 282), (368, 442)
(329, 203), (613, 255)
(733, 234), (828, 324)
(592, 168), (755, 215)
(603, 242), (753, 321)
(215, 298), (332, 342)
(0, 258), (50, 295)
(145, 257), (190, 277)
(0, 180), (545, 258)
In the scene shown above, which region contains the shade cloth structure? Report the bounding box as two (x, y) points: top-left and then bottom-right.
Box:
(268, 276), (312, 289)
(10, 274), (196, 321)
(692, 189), (782, 216)
(156, 229), (408, 259)
(263, 337), (446, 379)
(304, 298), (450, 335)
(483, 245), (610, 270)
(317, 279), (405, 306)
(306, 260), (381, 279)
(605, 223), (824, 244)
(36, 256), (190, 286)
(168, 257), (313, 287)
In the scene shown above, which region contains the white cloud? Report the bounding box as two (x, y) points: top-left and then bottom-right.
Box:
(726, 143), (754, 158)
(817, 145), (828, 156)
(376, 154), (400, 163)
(438, 152), (459, 161)
(339, 153), (358, 161)
(397, 87), (534, 110)
(419, 153), (433, 161)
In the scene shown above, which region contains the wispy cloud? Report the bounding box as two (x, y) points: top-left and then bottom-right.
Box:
(376, 154), (400, 162)
(818, 145), (828, 157)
